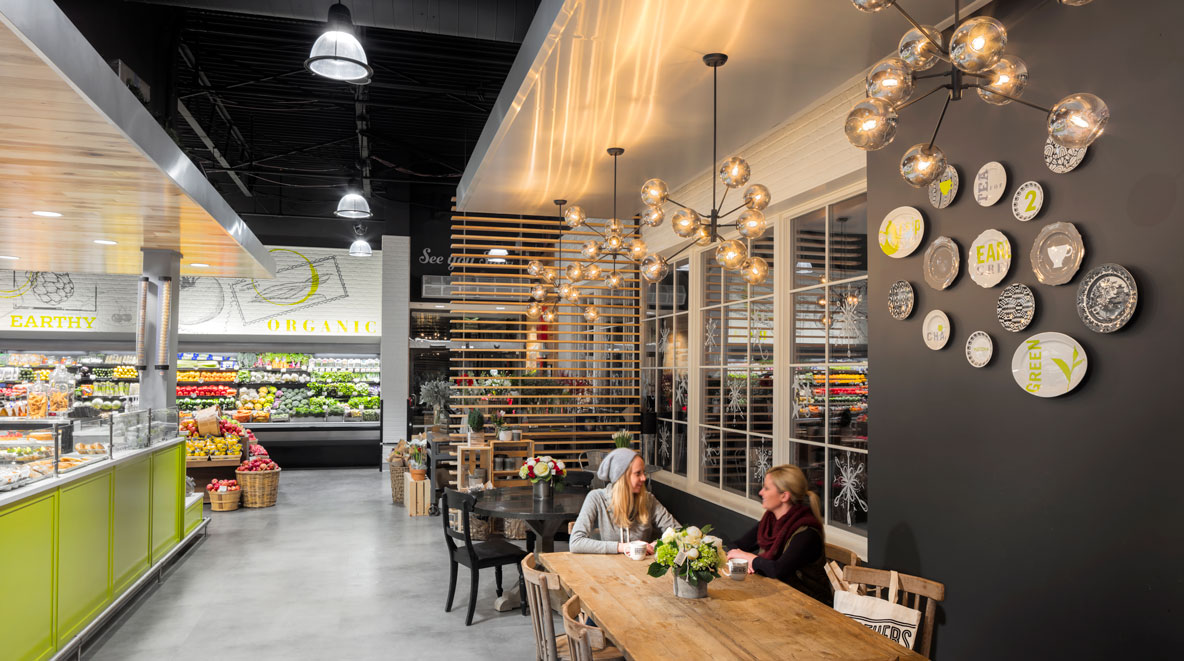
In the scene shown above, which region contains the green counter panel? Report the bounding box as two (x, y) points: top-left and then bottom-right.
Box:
(150, 445), (182, 563)
(0, 493), (57, 661)
(112, 456), (152, 596)
(57, 472), (113, 647)
(184, 497), (203, 535)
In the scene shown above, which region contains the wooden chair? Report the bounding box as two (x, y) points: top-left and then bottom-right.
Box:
(522, 555), (565, 661)
(842, 565), (945, 659)
(824, 542), (860, 568)
(560, 595), (624, 661)
(441, 489), (527, 626)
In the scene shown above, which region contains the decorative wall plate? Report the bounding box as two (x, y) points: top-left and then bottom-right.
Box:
(923, 310), (951, 350)
(997, 283), (1035, 332)
(1011, 181), (1044, 221)
(1011, 331), (1088, 397)
(1076, 263), (1138, 333)
(878, 206), (925, 258)
(965, 331), (993, 368)
(968, 229), (1011, 288)
(927, 165), (959, 209)
(1030, 222), (1084, 285)
(1044, 137), (1087, 174)
(973, 161), (1007, 207)
(923, 237), (960, 290)
(888, 280), (915, 320)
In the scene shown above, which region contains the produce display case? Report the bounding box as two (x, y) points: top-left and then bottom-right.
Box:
(0, 351), (140, 417)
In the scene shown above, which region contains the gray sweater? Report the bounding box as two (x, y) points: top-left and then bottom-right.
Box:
(569, 487), (679, 554)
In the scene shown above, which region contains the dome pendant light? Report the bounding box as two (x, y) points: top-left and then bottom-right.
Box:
(349, 224), (372, 257)
(335, 191), (372, 219)
(305, 3), (373, 85)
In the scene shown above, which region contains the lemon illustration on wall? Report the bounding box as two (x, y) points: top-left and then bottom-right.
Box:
(250, 248), (321, 306)
(0, 273), (35, 299)
(879, 206), (925, 258)
(1011, 331), (1088, 397)
(927, 165), (959, 209)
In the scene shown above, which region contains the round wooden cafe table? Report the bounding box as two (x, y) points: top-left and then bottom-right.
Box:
(471, 486), (588, 612)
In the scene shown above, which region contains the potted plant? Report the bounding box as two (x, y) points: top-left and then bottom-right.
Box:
(419, 380), (452, 432)
(490, 410), (513, 441)
(613, 429), (633, 448)
(466, 409), (486, 446)
(647, 525), (725, 599)
(408, 439), (429, 481)
(519, 455), (566, 501)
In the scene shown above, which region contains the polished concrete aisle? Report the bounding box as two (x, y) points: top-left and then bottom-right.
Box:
(85, 469), (536, 660)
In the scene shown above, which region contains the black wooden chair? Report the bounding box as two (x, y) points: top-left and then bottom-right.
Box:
(442, 489), (527, 626)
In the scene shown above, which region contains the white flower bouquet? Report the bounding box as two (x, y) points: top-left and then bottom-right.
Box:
(647, 525), (725, 587)
(518, 455), (566, 489)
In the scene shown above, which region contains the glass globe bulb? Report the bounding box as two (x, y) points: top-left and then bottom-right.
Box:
(719, 157), (751, 189)
(628, 238), (648, 261)
(866, 56), (914, 105)
(566, 262), (583, 282)
(693, 224), (713, 246)
(641, 254), (669, 282)
(844, 97), (899, 151)
(531, 284), (548, 301)
(671, 209), (701, 238)
(527, 260), (543, 277)
(540, 267), (557, 284)
(1048, 93), (1109, 148)
(604, 232), (624, 252)
(641, 205), (665, 227)
(743, 184), (770, 210)
(715, 239), (748, 270)
(564, 205), (587, 229)
(950, 17), (1007, 73)
(542, 308), (557, 323)
(605, 218), (624, 234)
(566, 285), (581, 303)
(605, 271), (623, 289)
(818, 296), (829, 308)
(851, 0), (896, 12)
(740, 256), (769, 285)
(526, 302), (543, 319)
(583, 263), (602, 281)
(900, 143), (947, 188)
(737, 209), (767, 240)
(641, 178), (669, 206)
(581, 240), (601, 260)
(899, 25), (944, 71)
(978, 55), (1028, 105)
(558, 283), (572, 298)
(583, 305), (600, 323)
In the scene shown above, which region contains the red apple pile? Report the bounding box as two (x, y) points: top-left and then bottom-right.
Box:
(206, 478), (240, 491)
(219, 417), (245, 437)
(238, 457), (279, 472)
(250, 443), (268, 456)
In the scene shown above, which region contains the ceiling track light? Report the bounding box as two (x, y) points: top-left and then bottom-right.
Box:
(847, 0), (1108, 188)
(305, 2), (373, 85)
(349, 223), (372, 257)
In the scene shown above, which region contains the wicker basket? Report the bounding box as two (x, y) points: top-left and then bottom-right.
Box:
(389, 462), (407, 504)
(209, 489), (241, 512)
(235, 468), (281, 508)
(448, 509), (491, 540)
(502, 518), (526, 540)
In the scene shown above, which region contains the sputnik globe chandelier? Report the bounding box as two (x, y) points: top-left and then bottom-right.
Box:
(524, 148), (645, 324)
(846, 0), (1108, 188)
(636, 53), (771, 286)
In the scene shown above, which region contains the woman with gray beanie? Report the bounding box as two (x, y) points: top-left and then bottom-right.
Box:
(569, 448), (679, 554)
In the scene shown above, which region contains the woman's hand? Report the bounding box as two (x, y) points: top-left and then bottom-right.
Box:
(726, 548), (756, 562)
(617, 542), (629, 554)
(646, 542), (655, 555)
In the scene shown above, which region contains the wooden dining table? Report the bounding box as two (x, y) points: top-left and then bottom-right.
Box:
(540, 552), (926, 661)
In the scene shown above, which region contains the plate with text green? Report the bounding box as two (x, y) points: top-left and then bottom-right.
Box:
(1011, 331), (1088, 398)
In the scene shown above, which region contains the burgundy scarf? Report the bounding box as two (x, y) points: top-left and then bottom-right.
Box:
(756, 504), (821, 560)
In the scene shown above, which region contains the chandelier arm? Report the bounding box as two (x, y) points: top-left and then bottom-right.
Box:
(669, 240), (696, 261)
(914, 70), (953, 81)
(719, 203), (748, 219)
(664, 197), (701, 216)
(927, 88), (954, 150)
(968, 85), (1052, 113)
(893, 83), (951, 113)
(892, 2), (948, 55)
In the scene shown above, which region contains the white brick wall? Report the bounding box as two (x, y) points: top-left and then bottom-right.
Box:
(380, 236), (411, 443)
(642, 79), (867, 254)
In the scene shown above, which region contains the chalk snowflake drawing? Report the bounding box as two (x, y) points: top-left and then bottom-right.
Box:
(641, 371), (653, 398)
(791, 376), (813, 420)
(751, 446), (772, 483)
(701, 429), (718, 467)
(832, 287), (867, 358)
(658, 425), (671, 462)
(674, 372), (688, 407)
(750, 306), (772, 361)
(704, 317), (719, 354)
(726, 377), (746, 413)
(657, 324), (671, 357)
(833, 454), (869, 526)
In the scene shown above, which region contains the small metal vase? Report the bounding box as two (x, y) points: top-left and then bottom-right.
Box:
(673, 574), (709, 599)
(532, 479), (553, 501)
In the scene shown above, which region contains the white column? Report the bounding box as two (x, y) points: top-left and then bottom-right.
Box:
(380, 236), (410, 443)
(140, 249), (180, 409)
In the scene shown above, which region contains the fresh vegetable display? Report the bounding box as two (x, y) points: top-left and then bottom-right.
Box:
(237, 386), (277, 411)
(177, 385), (237, 397)
(177, 397), (236, 411)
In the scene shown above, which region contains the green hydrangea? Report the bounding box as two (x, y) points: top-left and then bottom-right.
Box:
(691, 542), (720, 571)
(655, 543), (678, 566)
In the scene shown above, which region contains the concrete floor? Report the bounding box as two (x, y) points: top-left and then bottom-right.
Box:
(84, 468), (537, 660)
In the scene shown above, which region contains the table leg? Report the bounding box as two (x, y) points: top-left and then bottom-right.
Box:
(492, 518), (567, 613)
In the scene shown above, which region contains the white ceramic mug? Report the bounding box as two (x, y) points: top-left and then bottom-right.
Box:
(727, 558), (748, 580)
(626, 540), (648, 560)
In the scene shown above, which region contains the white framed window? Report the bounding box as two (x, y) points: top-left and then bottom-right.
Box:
(642, 257), (690, 476)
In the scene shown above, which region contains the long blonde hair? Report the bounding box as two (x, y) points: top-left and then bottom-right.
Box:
(767, 464), (822, 524)
(610, 454), (650, 529)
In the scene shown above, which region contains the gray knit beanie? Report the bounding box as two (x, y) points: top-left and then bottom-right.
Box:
(597, 448), (639, 485)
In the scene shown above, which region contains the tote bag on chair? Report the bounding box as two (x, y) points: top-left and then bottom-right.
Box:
(833, 570), (922, 650)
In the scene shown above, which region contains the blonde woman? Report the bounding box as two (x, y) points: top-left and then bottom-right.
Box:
(726, 465), (831, 603)
(570, 448), (679, 554)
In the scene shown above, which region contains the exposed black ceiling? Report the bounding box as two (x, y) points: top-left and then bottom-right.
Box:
(55, 0), (536, 247)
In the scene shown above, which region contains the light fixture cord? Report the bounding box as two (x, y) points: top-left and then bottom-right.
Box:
(711, 63), (718, 241)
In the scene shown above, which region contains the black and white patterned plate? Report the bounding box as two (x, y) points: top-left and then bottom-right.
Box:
(888, 280), (915, 320)
(997, 283), (1035, 332)
(1044, 137), (1087, 174)
(927, 165), (959, 209)
(1076, 263), (1137, 333)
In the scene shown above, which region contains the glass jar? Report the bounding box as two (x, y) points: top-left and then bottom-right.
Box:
(48, 365), (74, 416)
(27, 381), (50, 419)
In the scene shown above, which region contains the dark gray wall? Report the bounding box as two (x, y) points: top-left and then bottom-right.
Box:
(867, 1), (1184, 658)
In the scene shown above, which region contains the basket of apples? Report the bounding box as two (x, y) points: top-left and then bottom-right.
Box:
(206, 479), (242, 511)
(235, 456), (281, 508)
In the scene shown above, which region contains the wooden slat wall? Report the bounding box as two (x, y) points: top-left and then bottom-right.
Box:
(450, 212), (641, 466)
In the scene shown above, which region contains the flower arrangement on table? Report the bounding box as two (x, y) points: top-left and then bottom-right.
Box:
(489, 409), (507, 437)
(408, 438), (429, 470)
(518, 455), (566, 489)
(647, 525), (725, 587)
